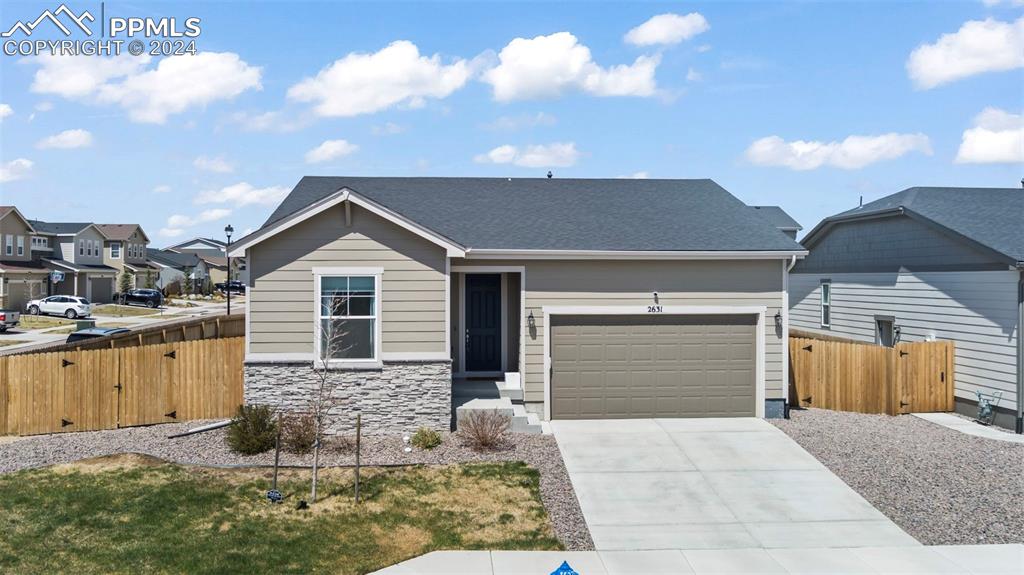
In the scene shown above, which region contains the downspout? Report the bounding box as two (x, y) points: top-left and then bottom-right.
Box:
(1017, 265), (1023, 434)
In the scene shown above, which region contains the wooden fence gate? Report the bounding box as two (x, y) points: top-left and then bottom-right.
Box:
(0, 337), (244, 436)
(789, 336), (954, 415)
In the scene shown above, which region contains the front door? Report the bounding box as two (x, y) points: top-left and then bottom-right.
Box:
(465, 274), (501, 372)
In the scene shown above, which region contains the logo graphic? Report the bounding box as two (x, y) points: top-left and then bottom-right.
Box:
(1, 4), (94, 38)
(549, 561), (579, 575)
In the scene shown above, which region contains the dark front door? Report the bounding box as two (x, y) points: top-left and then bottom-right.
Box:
(465, 274), (501, 372)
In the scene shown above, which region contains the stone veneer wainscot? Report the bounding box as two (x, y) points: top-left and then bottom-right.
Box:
(243, 360), (452, 435)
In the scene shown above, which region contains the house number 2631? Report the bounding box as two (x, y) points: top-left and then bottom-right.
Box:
(647, 305), (663, 313)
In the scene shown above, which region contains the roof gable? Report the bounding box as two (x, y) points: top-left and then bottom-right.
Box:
(96, 224), (149, 242)
(242, 176), (804, 255)
(0, 206), (35, 232)
(804, 187), (1024, 264)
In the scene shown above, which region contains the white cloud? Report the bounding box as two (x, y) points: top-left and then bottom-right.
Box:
(29, 52), (262, 123)
(159, 227), (185, 238)
(482, 32), (659, 101)
(624, 13), (710, 46)
(193, 155), (234, 173)
(194, 182), (290, 207)
(288, 41), (471, 117)
(164, 208), (232, 233)
(0, 158), (33, 182)
(686, 67), (702, 82)
(34, 102), (53, 112)
(371, 122), (405, 135)
(907, 17), (1024, 89)
(226, 110), (308, 133)
(0, 104), (12, 120)
(305, 139), (359, 164)
(697, 44), (712, 53)
(955, 107), (1024, 164)
(745, 133), (932, 170)
(474, 142), (580, 168)
(36, 128), (93, 149)
(152, 184), (172, 194)
(483, 112), (557, 131)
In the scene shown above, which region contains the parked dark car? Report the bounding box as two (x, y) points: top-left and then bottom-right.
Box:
(65, 327), (131, 344)
(215, 280), (246, 294)
(114, 288), (163, 308)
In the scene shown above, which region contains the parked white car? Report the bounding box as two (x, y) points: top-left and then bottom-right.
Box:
(26, 296), (93, 319)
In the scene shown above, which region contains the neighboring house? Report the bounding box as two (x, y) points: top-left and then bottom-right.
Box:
(0, 206), (48, 311)
(25, 219), (118, 303)
(148, 248), (208, 291)
(790, 187), (1023, 433)
(231, 177), (806, 433)
(750, 206), (802, 239)
(166, 236), (245, 285)
(96, 224), (156, 294)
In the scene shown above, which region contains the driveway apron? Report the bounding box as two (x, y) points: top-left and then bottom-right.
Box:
(551, 418), (919, 551)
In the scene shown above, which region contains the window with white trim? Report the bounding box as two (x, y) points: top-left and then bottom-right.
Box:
(111, 242), (121, 258)
(16, 236), (24, 256)
(317, 275), (377, 360)
(820, 281), (831, 328)
(4, 235), (12, 256)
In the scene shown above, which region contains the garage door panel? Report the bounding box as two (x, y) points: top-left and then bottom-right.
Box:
(552, 314), (756, 419)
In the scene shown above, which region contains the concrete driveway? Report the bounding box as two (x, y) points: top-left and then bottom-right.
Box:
(551, 418), (919, 551)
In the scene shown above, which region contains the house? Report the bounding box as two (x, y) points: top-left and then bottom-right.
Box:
(750, 206), (802, 239)
(96, 224), (157, 292)
(0, 206), (48, 311)
(789, 187), (1023, 433)
(25, 219), (119, 303)
(148, 248), (209, 292)
(166, 237), (245, 285)
(230, 177), (806, 433)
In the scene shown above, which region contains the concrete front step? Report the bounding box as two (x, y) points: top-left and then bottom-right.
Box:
(455, 397), (542, 435)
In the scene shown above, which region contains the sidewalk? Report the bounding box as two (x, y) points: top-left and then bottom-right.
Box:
(373, 545), (1023, 574)
(913, 412), (1024, 444)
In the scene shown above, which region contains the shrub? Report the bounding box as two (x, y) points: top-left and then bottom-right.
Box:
(459, 411), (510, 452)
(225, 405), (278, 455)
(281, 412), (317, 454)
(410, 427), (442, 450)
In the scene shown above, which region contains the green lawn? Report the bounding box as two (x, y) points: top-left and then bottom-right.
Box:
(15, 315), (74, 331)
(0, 454), (561, 575)
(90, 304), (161, 318)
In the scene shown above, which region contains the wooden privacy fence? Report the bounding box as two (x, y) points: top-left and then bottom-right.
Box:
(789, 336), (955, 415)
(0, 337), (244, 436)
(17, 313), (245, 355)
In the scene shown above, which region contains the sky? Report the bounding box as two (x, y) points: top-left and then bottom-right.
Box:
(0, 1), (1021, 246)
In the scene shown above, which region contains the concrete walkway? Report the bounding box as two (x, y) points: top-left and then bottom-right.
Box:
(913, 412), (1024, 444)
(373, 545), (1024, 574)
(550, 418), (918, 551)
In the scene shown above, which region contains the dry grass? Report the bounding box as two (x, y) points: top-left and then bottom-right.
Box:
(0, 339), (29, 348)
(15, 315), (74, 330)
(91, 304), (161, 318)
(0, 453), (560, 574)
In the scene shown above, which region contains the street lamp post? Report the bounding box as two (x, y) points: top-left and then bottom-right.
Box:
(225, 224), (234, 316)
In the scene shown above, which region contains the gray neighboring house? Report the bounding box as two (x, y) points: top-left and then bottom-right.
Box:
(790, 187), (1023, 433)
(750, 206), (803, 239)
(230, 176), (806, 434)
(26, 220), (119, 302)
(148, 248), (209, 291)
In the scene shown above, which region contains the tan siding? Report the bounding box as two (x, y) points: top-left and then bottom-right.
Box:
(248, 203), (447, 356)
(0, 212), (32, 262)
(451, 259), (786, 404)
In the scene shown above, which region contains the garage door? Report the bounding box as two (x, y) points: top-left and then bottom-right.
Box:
(551, 314), (757, 419)
(90, 278), (113, 304)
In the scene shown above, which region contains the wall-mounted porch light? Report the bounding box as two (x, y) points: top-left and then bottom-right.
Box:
(527, 311), (536, 329)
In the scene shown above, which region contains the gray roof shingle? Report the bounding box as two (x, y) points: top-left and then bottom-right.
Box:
(259, 177), (803, 252)
(749, 206), (801, 231)
(827, 187), (1024, 263)
(27, 220), (93, 235)
(148, 248), (201, 269)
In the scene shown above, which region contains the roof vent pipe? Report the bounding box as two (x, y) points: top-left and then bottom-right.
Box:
(547, 171), (553, 179)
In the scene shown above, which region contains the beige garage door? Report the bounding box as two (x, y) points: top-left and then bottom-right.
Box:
(551, 314), (757, 419)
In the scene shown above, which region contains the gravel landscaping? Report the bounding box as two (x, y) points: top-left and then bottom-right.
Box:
(0, 423), (594, 551)
(773, 408), (1024, 545)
